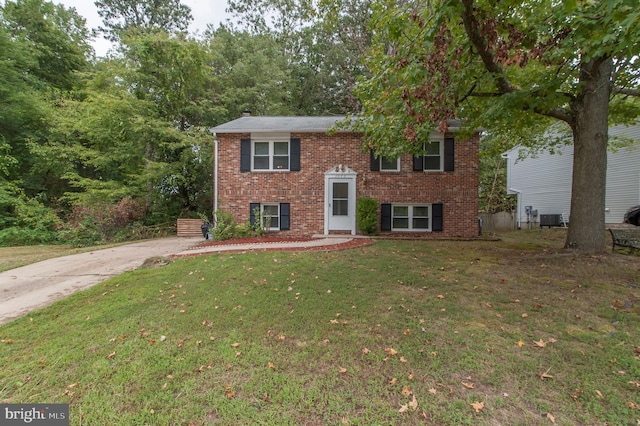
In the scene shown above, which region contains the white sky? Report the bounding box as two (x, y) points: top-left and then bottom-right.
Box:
(52, 0), (231, 56)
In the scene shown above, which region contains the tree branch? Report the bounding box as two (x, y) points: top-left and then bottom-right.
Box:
(459, 0), (516, 94)
(613, 87), (640, 97)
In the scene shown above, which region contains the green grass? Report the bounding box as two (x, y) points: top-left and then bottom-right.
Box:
(1, 229), (639, 425)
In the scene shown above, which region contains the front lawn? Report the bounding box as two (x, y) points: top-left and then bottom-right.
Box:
(1, 230), (638, 425)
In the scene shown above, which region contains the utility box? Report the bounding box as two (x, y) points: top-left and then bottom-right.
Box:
(540, 214), (563, 228)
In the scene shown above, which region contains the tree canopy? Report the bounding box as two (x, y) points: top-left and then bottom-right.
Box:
(352, 0), (640, 253)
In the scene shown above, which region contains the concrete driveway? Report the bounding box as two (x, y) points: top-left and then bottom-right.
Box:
(0, 237), (201, 325)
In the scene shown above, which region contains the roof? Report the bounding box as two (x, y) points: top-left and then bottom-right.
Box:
(211, 116), (349, 133)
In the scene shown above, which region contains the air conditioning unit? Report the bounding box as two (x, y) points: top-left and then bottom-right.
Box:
(540, 214), (562, 228)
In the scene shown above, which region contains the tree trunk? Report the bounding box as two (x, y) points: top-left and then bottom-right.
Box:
(565, 57), (612, 254)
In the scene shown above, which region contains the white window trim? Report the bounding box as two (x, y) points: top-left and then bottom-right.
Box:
(391, 204), (431, 232)
(422, 135), (445, 172)
(260, 203), (280, 231)
(251, 140), (290, 171)
(251, 132), (291, 172)
(380, 156), (400, 171)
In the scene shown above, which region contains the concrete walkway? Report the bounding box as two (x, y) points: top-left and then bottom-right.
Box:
(0, 236), (355, 325)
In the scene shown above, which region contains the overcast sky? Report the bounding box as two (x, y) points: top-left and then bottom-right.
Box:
(52, 0), (231, 56)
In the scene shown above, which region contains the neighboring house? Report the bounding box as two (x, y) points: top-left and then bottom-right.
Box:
(211, 115), (480, 238)
(504, 123), (640, 227)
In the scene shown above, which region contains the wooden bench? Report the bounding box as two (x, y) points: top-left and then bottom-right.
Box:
(609, 228), (640, 252)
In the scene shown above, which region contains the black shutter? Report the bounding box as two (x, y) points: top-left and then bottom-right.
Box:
(432, 203), (443, 232)
(290, 138), (300, 171)
(381, 203), (392, 231)
(249, 203), (260, 227)
(413, 155), (424, 171)
(444, 137), (455, 172)
(370, 150), (380, 171)
(240, 138), (251, 172)
(279, 203), (290, 230)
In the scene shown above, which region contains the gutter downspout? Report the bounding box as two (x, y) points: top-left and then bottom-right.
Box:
(501, 151), (522, 230)
(213, 133), (218, 227)
(508, 188), (522, 230)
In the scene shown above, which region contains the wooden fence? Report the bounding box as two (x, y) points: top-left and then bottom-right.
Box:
(176, 219), (205, 237)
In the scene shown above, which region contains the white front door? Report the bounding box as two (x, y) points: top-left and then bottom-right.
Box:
(329, 179), (352, 231)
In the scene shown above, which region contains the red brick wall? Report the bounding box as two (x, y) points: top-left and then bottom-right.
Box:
(216, 131), (479, 238)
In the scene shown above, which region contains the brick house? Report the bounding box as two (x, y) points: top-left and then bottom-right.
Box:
(212, 116), (480, 238)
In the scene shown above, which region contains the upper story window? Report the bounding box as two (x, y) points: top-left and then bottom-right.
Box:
(380, 156), (400, 171)
(240, 134), (300, 172)
(413, 136), (455, 172)
(422, 141), (442, 171)
(253, 141), (289, 170)
(370, 151), (400, 172)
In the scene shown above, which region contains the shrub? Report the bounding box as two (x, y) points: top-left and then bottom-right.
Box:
(357, 197), (378, 235)
(211, 210), (236, 241)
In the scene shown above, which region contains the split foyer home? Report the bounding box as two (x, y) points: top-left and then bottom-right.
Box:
(211, 116), (480, 238)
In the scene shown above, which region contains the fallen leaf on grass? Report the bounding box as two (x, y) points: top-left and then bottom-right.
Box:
(107, 352), (116, 359)
(462, 382), (474, 389)
(522, 313), (529, 318)
(231, 343), (240, 348)
(471, 401), (484, 413)
(390, 378), (398, 386)
(402, 386), (412, 396)
(533, 339), (547, 348)
(409, 395), (418, 410)
(385, 347), (398, 356)
(267, 362), (275, 369)
(428, 388), (437, 394)
(362, 348), (370, 354)
(339, 367), (347, 374)
(517, 340), (525, 347)
(595, 390), (603, 399)
(547, 412), (556, 423)
(538, 372), (553, 380)
(399, 404), (409, 413)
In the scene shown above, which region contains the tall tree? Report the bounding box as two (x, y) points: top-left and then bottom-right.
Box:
(2, 0), (92, 90)
(227, 0), (373, 114)
(95, 0), (192, 42)
(353, 0), (640, 253)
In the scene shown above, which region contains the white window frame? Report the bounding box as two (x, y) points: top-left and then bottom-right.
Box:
(422, 138), (444, 172)
(260, 203), (280, 231)
(380, 156), (400, 171)
(391, 204), (430, 231)
(251, 133), (290, 171)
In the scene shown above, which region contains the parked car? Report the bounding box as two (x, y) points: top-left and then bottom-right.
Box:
(623, 205), (640, 226)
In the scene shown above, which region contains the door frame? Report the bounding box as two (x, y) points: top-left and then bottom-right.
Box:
(324, 165), (357, 235)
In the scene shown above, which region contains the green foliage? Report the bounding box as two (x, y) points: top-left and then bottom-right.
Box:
(211, 210), (237, 241)
(356, 196), (378, 235)
(0, 186), (62, 246)
(95, 0), (193, 43)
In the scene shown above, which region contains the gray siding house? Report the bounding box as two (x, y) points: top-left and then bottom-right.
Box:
(504, 123), (640, 227)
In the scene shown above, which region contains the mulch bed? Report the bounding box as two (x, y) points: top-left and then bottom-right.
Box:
(194, 237), (373, 253)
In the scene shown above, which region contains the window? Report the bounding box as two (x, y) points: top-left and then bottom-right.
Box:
(241, 138), (300, 172)
(413, 137), (454, 172)
(391, 205), (430, 231)
(261, 204), (280, 230)
(253, 140), (289, 170)
(382, 203), (442, 232)
(380, 156), (400, 171)
(370, 150), (400, 171)
(250, 202), (290, 231)
(423, 141), (442, 171)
